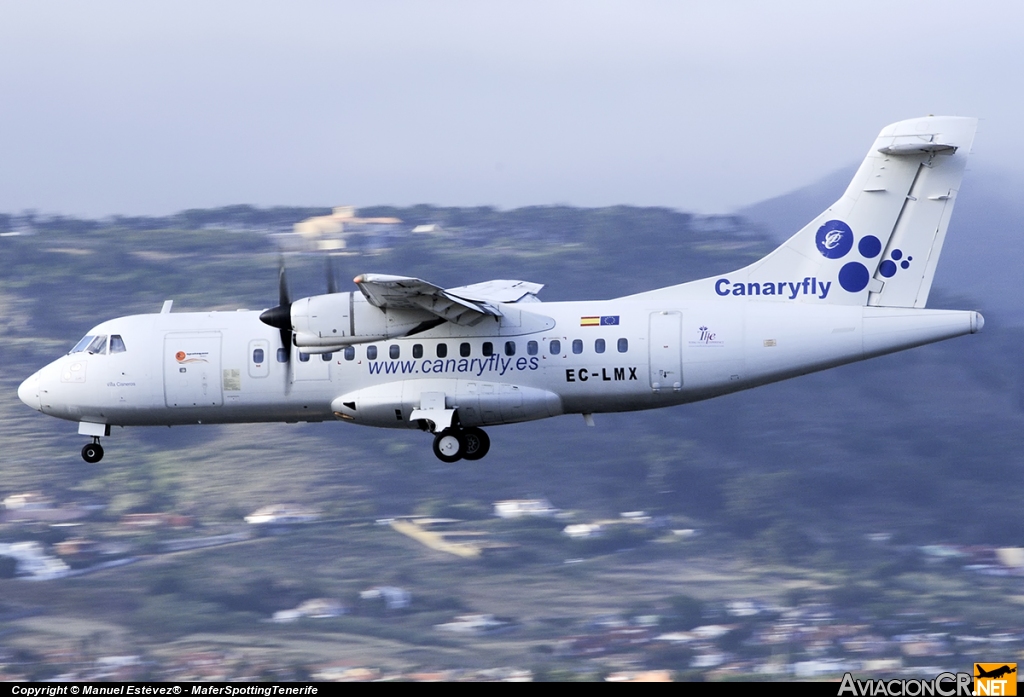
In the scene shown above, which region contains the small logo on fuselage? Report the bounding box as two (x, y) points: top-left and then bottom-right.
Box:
(175, 351), (209, 364)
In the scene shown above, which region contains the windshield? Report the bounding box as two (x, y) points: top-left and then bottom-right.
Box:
(70, 336), (94, 353)
(70, 335), (108, 354)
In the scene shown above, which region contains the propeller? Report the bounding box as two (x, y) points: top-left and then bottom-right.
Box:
(259, 255), (357, 396)
(259, 259), (294, 394)
(326, 257), (339, 294)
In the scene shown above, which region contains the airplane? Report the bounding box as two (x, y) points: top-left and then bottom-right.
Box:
(18, 116), (983, 464)
(975, 665), (1017, 680)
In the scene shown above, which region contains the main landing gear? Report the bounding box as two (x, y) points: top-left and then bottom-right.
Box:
(81, 437), (104, 463)
(431, 427), (490, 463)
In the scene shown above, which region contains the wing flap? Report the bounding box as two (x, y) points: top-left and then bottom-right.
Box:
(446, 279), (544, 304)
(354, 274), (500, 326)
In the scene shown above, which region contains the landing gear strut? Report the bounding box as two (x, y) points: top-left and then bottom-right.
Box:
(82, 437), (104, 463)
(431, 427), (490, 463)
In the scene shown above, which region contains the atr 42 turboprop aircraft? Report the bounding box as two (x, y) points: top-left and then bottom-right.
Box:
(19, 116), (983, 464)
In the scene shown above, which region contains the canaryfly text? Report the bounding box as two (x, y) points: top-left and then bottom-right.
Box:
(368, 355), (539, 377)
(715, 277), (832, 299)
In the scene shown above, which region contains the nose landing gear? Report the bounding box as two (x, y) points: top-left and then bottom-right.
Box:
(431, 426), (490, 463)
(77, 422), (110, 463)
(82, 438), (104, 463)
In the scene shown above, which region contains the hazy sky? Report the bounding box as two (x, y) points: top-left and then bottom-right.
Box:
(1, 1), (1021, 217)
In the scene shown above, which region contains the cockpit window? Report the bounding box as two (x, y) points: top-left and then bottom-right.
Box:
(72, 335), (108, 354)
(86, 335), (108, 354)
(110, 335), (126, 353)
(71, 336), (94, 353)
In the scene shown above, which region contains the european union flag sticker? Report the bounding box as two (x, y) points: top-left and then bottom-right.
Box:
(600, 316), (619, 326)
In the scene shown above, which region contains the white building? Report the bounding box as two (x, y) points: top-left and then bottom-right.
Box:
(244, 504), (318, 525)
(493, 499), (558, 519)
(292, 206), (403, 251)
(360, 586), (411, 610)
(0, 541), (70, 580)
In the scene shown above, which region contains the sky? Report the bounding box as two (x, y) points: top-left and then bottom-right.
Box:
(1, 1), (1021, 217)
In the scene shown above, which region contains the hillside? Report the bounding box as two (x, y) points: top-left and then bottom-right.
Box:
(1, 204), (1022, 679)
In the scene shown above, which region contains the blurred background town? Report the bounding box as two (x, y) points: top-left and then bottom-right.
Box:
(2, 173), (1024, 680)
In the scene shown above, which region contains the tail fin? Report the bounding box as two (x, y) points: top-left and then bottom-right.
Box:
(736, 116), (977, 307)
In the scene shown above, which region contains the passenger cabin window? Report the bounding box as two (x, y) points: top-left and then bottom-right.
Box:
(436, 343), (448, 358)
(322, 353), (332, 361)
(413, 344), (423, 359)
(595, 338), (605, 354)
(549, 339), (561, 355)
(617, 338), (628, 353)
(253, 348), (265, 363)
(277, 348), (288, 362)
(504, 341), (516, 356)
(390, 345), (400, 359)
(460, 342), (471, 357)
(366, 346), (378, 360)
(482, 342), (493, 357)
(527, 340), (538, 355)
(344, 346), (355, 361)
(110, 335), (127, 354)
(298, 352), (310, 362)
(572, 339), (583, 354)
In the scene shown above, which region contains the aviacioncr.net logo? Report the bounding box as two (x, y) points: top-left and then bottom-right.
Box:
(838, 671), (972, 696)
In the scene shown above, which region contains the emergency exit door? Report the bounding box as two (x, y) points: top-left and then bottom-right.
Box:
(649, 311), (682, 391)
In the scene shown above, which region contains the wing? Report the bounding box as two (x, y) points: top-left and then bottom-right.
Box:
(354, 275), (545, 326)
(445, 279), (544, 304)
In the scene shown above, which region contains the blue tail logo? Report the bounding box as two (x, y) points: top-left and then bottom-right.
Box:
(815, 220), (908, 294)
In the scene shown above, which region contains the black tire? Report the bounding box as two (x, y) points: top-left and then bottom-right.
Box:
(82, 443), (104, 463)
(462, 427), (490, 461)
(432, 429), (465, 463)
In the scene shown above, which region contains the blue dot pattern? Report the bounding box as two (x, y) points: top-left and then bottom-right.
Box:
(839, 262), (870, 292)
(858, 235), (881, 258)
(815, 220), (854, 259)
(810, 221), (914, 294)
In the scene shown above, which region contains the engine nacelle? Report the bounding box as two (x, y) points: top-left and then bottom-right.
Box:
(290, 292), (436, 348)
(331, 378), (563, 429)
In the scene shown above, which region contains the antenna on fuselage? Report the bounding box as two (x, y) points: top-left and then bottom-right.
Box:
(160, 300), (173, 314)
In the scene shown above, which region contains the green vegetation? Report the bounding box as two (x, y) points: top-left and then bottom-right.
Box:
(1, 205), (1022, 677)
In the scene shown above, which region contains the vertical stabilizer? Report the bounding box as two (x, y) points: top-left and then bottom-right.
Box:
(712, 117), (977, 307)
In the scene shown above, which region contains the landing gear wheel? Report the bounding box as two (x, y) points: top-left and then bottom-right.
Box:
(82, 440), (104, 463)
(432, 429), (466, 463)
(462, 427), (490, 461)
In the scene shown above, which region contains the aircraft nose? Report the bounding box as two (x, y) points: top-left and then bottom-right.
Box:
(18, 372), (42, 411)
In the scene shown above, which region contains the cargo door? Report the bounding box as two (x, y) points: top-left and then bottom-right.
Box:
(164, 333), (223, 407)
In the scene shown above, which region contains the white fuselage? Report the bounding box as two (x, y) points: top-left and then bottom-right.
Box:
(18, 286), (982, 432)
(15, 116), (985, 464)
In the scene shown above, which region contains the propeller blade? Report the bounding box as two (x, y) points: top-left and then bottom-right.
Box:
(278, 259), (291, 307)
(259, 258), (293, 331)
(326, 257), (338, 294)
(283, 339), (293, 396)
